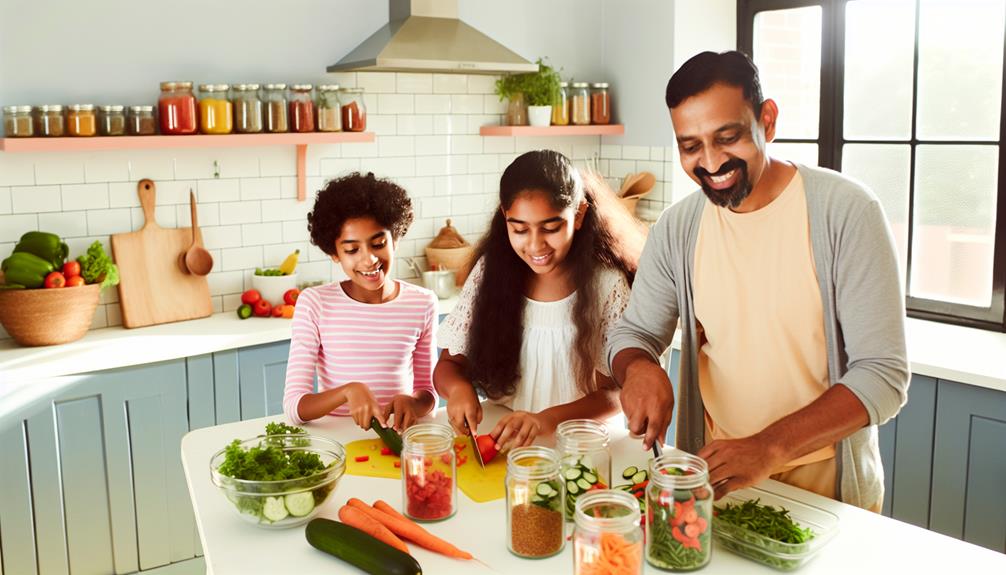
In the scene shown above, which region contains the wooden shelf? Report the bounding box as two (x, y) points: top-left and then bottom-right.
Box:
(479, 125), (624, 137)
(0, 132), (376, 201)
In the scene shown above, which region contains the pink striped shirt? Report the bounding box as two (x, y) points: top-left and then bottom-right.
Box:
(282, 281), (438, 424)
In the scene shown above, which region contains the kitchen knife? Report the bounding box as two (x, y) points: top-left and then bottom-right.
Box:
(469, 428), (486, 469)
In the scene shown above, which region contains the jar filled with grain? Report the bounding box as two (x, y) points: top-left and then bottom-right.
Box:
(262, 84), (289, 133)
(158, 81), (197, 134)
(551, 82), (570, 126)
(645, 452), (713, 571)
(128, 106), (157, 135)
(339, 88), (367, 132)
(3, 106), (34, 137)
(506, 446), (566, 558)
(36, 105), (65, 137)
(67, 105), (97, 137)
(570, 82), (591, 125)
(556, 419), (611, 521)
(573, 490), (644, 575)
(316, 84), (342, 132)
(99, 105), (127, 136)
(591, 83), (611, 125)
(198, 84), (233, 134)
(401, 423), (456, 522)
(231, 84), (262, 133)
(289, 84), (315, 133)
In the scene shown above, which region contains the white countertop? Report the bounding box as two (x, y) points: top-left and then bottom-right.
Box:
(180, 404), (1006, 575)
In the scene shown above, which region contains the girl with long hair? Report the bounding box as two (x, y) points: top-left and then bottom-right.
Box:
(434, 149), (646, 449)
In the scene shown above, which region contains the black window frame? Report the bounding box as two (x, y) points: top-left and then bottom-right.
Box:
(738, 0), (1006, 331)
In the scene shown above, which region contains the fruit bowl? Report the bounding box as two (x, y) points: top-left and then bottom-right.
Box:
(210, 433), (345, 529)
(0, 283), (101, 346)
(251, 273), (298, 306)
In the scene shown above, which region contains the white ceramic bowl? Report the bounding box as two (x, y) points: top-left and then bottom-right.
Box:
(251, 273), (298, 305)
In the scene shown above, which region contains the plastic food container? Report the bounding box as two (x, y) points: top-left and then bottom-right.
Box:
(712, 486), (839, 571)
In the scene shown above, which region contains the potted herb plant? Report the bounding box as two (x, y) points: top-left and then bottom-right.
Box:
(495, 58), (562, 127)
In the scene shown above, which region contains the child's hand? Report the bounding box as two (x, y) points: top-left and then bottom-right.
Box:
(342, 382), (385, 430)
(490, 411), (556, 451)
(382, 394), (421, 432)
(445, 384), (482, 438)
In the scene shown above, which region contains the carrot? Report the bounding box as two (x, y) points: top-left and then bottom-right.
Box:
(580, 532), (641, 575)
(365, 499), (474, 560)
(337, 504), (410, 554)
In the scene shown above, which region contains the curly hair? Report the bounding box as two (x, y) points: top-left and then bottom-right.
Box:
(307, 172), (414, 254)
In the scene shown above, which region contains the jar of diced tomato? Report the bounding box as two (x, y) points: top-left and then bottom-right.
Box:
(158, 81), (197, 135)
(401, 423), (456, 522)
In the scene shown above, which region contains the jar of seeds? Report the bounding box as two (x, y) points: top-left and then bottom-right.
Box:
(3, 106), (34, 137)
(506, 446), (566, 558)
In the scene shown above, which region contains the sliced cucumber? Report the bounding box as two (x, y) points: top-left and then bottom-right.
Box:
(576, 477), (593, 491)
(583, 472), (597, 484)
(567, 480), (580, 495)
(263, 496), (289, 522)
(284, 492), (316, 517)
(631, 470), (648, 484)
(622, 466), (638, 480)
(564, 467), (582, 480)
(536, 483), (556, 497)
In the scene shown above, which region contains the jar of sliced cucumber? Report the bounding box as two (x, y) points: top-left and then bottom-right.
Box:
(506, 446), (566, 558)
(556, 419), (612, 521)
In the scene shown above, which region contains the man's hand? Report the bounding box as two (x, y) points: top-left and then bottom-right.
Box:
(698, 435), (789, 499)
(490, 411), (556, 450)
(616, 350), (674, 449)
(382, 394), (421, 433)
(341, 382), (385, 430)
(445, 384), (482, 437)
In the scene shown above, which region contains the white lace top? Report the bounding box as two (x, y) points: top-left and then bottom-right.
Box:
(437, 258), (632, 413)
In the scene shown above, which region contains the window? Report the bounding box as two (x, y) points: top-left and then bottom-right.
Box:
(739, 0), (1006, 330)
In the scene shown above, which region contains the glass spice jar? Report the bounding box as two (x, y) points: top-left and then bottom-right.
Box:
(591, 83), (611, 125)
(262, 84), (289, 133)
(556, 419), (612, 521)
(67, 105), (97, 137)
(339, 88), (367, 132)
(198, 84), (233, 134)
(128, 105), (157, 135)
(645, 452), (713, 571)
(316, 84), (342, 132)
(99, 105), (127, 136)
(401, 423), (456, 522)
(551, 82), (570, 126)
(573, 489), (644, 575)
(158, 81), (198, 134)
(289, 84), (315, 132)
(231, 84), (262, 133)
(3, 106), (34, 137)
(506, 446), (566, 559)
(36, 105), (65, 137)
(571, 82), (591, 126)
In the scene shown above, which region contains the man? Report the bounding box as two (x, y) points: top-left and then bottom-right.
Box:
(606, 51), (908, 510)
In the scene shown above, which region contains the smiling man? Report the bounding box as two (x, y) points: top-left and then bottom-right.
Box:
(606, 51), (909, 511)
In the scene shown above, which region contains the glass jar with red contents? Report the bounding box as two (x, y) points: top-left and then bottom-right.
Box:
(339, 88), (367, 132)
(158, 81), (197, 134)
(401, 423), (456, 522)
(645, 452), (713, 571)
(289, 84), (315, 132)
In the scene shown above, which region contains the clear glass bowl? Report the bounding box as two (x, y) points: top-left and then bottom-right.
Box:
(712, 486), (839, 571)
(210, 434), (345, 529)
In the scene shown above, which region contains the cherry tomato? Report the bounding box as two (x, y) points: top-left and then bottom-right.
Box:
(44, 271), (66, 289)
(62, 261), (81, 278)
(66, 275), (86, 287)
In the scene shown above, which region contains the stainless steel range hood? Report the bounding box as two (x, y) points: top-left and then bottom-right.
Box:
(328, 0), (538, 75)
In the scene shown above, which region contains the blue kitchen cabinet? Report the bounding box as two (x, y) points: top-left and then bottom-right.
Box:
(237, 341), (291, 419)
(877, 375), (938, 525)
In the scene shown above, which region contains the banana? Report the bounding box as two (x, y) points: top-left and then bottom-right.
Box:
(279, 249), (300, 275)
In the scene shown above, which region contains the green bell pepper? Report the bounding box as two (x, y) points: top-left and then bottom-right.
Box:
(1, 251), (55, 288)
(13, 231), (68, 269)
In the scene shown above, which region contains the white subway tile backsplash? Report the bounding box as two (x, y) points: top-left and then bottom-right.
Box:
(450, 95), (483, 114)
(451, 193), (488, 215)
(358, 72), (397, 93)
(88, 208), (132, 236)
(89, 305), (108, 330)
(108, 182), (140, 208)
(206, 270), (244, 297)
(572, 143), (600, 160)
(319, 158), (362, 178)
(213, 149), (261, 179)
(218, 201), (262, 225)
(12, 185), (61, 213)
(173, 151), (216, 180)
(83, 154), (130, 183)
(450, 135), (483, 155)
(415, 95), (452, 114)
(222, 293), (242, 313)
(650, 147), (665, 161)
(221, 246), (263, 272)
(298, 260), (335, 284)
(201, 225), (244, 249)
(414, 136), (451, 157)
(325, 72), (357, 89)
(482, 95), (507, 115)
(397, 73), (433, 94)
(433, 115), (474, 135)
(105, 303), (123, 327)
(635, 160), (665, 181)
(198, 179), (240, 203)
(0, 214), (37, 242)
(34, 155), (85, 185)
(397, 115), (434, 136)
(260, 199), (310, 223)
(468, 154), (498, 174)
(305, 243), (330, 263)
(176, 201), (220, 227)
(379, 136), (416, 158)
(259, 147), (297, 177)
(282, 220), (310, 243)
(0, 187), (10, 214)
(622, 145), (650, 161)
(241, 222), (283, 246)
(377, 94), (414, 115)
(398, 176), (435, 198)
(600, 145), (621, 159)
(420, 196), (452, 218)
(264, 242), (311, 268)
(240, 177), (282, 201)
(38, 211), (88, 238)
(364, 157), (416, 178)
(467, 114), (499, 133)
(0, 154), (35, 186)
(608, 159), (636, 180)
(61, 183), (109, 211)
(367, 115), (398, 136)
(280, 177), (298, 199)
(467, 75), (498, 94)
(128, 150), (175, 181)
(154, 180), (196, 206)
(339, 141), (380, 159)
(483, 136), (515, 154)
(433, 74), (467, 94)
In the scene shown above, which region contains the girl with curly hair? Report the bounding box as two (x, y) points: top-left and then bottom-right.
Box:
(283, 172), (438, 432)
(435, 149), (647, 449)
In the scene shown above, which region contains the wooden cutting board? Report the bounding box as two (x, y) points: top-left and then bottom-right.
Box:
(111, 179), (213, 328)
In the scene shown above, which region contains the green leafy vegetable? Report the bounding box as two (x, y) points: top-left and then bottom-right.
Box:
(713, 499), (816, 571)
(714, 499), (814, 544)
(217, 423), (324, 481)
(76, 241), (119, 289)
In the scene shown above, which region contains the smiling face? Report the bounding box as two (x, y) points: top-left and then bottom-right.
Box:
(670, 82), (777, 210)
(503, 190), (585, 280)
(333, 216), (396, 302)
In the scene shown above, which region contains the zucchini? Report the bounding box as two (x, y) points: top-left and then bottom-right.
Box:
(370, 417), (403, 455)
(306, 518), (422, 575)
(622, 466), (638, 480)
(284, 492), (315, 517)
(631, 470), (648, 484)
(262, 496), (289, 522)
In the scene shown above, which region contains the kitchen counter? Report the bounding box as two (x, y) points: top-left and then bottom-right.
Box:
(180, 403), (1006, 575)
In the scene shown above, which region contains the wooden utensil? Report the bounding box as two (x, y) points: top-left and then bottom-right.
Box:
(180, 190), (213, 276)
(111, 179), (213, 328)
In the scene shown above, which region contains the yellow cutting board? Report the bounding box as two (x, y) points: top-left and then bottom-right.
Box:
(344, 438), (507, 503)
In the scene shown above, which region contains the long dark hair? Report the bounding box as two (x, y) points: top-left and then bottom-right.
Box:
(465, 150), (646, 400)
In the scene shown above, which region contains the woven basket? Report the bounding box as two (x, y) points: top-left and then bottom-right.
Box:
(0, 283), (101, 346)
(424, 246), (475, 286)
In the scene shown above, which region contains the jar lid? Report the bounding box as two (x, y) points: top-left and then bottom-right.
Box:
(232, 83), (260, 91)
(291, 84), (314, 91)
(263, 83), (288, 90)
(129, 105), (155, 112)
(571, 82), (590, 88)
(160, 81), (193, 90)
(3, 105), (32, 113)
(69, 104), (95, 112)
(559, 81), (569, 88)
(591, 82), (609, 88)
(38, 105), (64, 112)
(199, 84), (230, 92)
(318, 84), (341, 91)
(99, 105), (125, 112)
(428, 218), (469, 249)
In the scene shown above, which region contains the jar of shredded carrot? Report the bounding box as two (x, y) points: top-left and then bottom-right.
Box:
(573, 489), (643, 575)
(198, 84), (233, 134)
(158, 81), (197, 134)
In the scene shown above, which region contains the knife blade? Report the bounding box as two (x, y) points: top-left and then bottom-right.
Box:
(469, 428), (486, 469)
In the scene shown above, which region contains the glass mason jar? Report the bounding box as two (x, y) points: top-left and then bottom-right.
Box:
(571, 82), (591, 126)
(506, 446), (566, 559)
(316, 84), (342, 132)
(289, 84), (315, 133)
(3, 106), (34, 137)
(505, 91), (528, 126)
(232, 84), (262, 133)
(401, 423), (456, 522)
(159, 81), (197, 134)
(36, 105), (65, 137)
(98, 105), (127, 136)
(198, 84), (233, 134)
(556, 419), (611, 521)
(591, 83), (611, 125)
(262, 84), (289, 133)
(128, 105), (157, 135)
(339, 88), (367, 132)
(645, 452), (713, 571)
(573, 489), (644, 575)
(551, 82), (570, 126)
(67, 104), (97, 137)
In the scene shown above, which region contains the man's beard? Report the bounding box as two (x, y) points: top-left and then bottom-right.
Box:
(694, 158), (751, 209)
